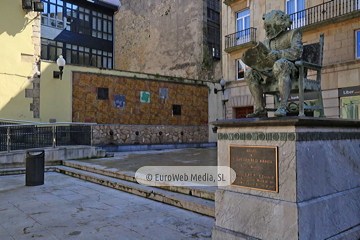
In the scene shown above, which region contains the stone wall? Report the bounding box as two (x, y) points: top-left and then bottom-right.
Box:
(92, 124), (208, 145)
(24, 12), (41, 119)
(72, 72), (209, 125)
(114, 0), (221, 81)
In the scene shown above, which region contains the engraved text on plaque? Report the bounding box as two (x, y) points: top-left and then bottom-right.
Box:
(229, 145), (278, 192)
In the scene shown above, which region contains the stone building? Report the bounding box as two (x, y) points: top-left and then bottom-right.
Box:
(114, 0), (222, 82)
(222, 0), (360, 119)
(0, 0), (223, 144)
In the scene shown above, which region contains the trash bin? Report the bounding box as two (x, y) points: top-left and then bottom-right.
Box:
(26, 150), (45, 186)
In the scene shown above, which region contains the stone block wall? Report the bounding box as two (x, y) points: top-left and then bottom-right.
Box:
(24, 12), (41, 119)
(92, 124), (208, 145)
(114, 0), (222, 82)
(72, 72), (209, 125)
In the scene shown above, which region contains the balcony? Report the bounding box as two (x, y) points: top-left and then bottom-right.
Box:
(289, 0), (360, 29)
(224, 27), (257, 53)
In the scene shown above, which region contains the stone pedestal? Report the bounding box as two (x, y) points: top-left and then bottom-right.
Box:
(212, 117), (360, 240)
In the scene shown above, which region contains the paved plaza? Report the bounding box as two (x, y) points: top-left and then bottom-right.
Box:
(78, 147), (217, 172)
(0, 172), (214, 240)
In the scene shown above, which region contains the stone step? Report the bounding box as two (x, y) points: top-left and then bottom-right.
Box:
(56, 165), (214, 217)
(63, 160), (216, 201)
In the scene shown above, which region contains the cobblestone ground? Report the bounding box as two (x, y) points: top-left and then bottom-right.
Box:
(0, 173), (214, 240)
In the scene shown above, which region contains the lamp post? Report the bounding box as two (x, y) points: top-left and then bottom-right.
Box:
(56, 55), (66, 80)
(214, 77), (226, 94)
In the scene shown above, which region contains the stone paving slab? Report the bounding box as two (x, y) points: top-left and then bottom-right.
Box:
(0, 172), (213, 240)
(76, 148), (217, 172)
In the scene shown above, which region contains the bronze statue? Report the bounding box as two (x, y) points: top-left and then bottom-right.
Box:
(242, 10), (303, 117)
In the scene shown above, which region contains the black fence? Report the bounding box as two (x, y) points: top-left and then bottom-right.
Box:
(0, 125), (92, 152)
(224, 27), (257, 50)
(290, 0), (360, 29)
(56, 126), (91, 146)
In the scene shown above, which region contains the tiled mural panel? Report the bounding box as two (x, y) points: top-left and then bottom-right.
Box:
(72, 72), (208, 125)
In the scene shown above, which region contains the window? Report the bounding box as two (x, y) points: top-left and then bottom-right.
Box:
(41, 39), (63, 61)
(97, 88), (109, 100)
(207, 0), (220, 59)
(41, 39), (113, 68)
(236, 59), (248, 80)
(92, 11), (113, 41)
(356, 30), (360, 59)
(65, 4), (91, 35)
(236, 9), (250, 44)
(286, 0), (305, 28)
(207, 0), (220, 22)
(208, 26), (220, 59)
(41, 0), (114, 69)
(341, 96), (360, 119)
(41, 0), (64, 29)
(42, 0), (113, 39)
(207, 0), (220, 11)
(173, 105), (182, 115)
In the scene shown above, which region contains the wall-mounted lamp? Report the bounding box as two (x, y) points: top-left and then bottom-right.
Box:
(22, 0), (44, 12)
(214, 78), (226, 94)
(54, 55), (66, 80)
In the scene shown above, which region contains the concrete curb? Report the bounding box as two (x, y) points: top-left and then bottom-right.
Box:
(97, 142), (217, 152)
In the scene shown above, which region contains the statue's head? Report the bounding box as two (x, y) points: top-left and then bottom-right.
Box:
(262, 10), (292, 39)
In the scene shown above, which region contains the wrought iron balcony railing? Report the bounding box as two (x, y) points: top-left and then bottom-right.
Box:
(289, 0), (360, 29)
(224, 27), (257, 52)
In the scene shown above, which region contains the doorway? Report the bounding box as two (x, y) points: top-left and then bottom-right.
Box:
(234, 106), (254, 118)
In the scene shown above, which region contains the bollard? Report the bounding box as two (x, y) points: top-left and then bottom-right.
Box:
(25, 150), (45, 186)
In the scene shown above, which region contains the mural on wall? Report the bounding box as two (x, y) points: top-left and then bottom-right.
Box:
(159, 88), (169, 99)
(140, 91), (150, 103)
(114, 94), (126, 107)
(72, 72), (208, 125)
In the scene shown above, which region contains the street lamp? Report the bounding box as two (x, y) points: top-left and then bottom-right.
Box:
(54, 55), (66, 80)
(214, 78), (226, 94)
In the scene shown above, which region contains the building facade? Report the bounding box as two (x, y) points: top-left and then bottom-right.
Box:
(114, 0), (222, 82)
(222, 0), (360, 119)
(0, 0), (224, 143)
(0, 1), (41, 120)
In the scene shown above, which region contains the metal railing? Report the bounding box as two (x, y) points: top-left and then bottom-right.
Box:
(224, 27), (257, 50)
(0, 122), (96, 152)
(290, 0), (360, 29)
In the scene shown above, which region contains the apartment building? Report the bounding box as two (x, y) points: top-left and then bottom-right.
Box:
(222, 0), (360, 119)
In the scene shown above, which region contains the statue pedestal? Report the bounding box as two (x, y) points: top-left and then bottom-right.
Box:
(212, 117), (360, 240)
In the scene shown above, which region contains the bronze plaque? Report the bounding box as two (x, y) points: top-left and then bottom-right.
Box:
(229, 145), (278, 192)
